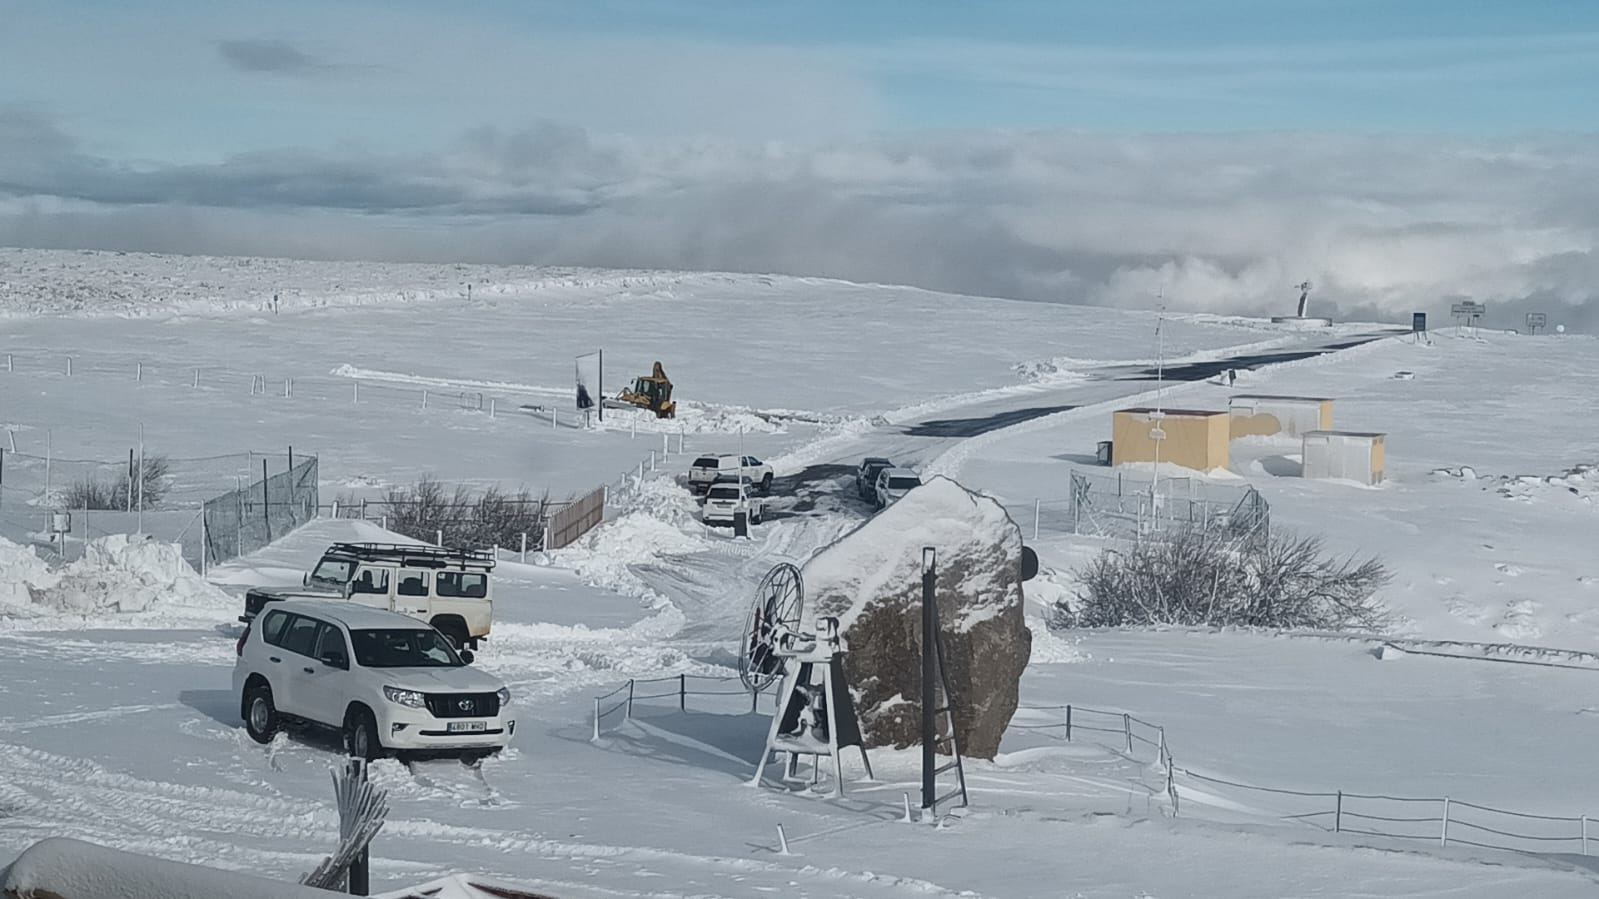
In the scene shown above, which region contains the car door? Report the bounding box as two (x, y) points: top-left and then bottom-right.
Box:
(347, 565), (393, 613)
(294, 622), (351, 727)
(273, 613), (323, 718)
(393, 568), (431, 619)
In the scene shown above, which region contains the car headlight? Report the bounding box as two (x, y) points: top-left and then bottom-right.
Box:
(495, 687), (511, 706)
(383, 686), (426, 708)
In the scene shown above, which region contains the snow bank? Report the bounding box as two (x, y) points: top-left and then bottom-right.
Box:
(551, 476), (707, 606)
(0, 534), (230, 618)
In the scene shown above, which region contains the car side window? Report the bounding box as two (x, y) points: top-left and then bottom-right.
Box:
(437, 571), (487, 598)
(351, 567), (389, 595)
(397, 570), (428, 597)
(281, 614), (321, 657)
(313, 623), (347, 663)
(260, 609), (290, 646)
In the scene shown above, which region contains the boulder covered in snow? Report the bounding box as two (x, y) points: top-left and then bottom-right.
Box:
(801, 476), (1032, 759)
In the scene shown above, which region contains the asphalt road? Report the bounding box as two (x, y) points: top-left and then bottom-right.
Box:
(775, 328), (1404, 508)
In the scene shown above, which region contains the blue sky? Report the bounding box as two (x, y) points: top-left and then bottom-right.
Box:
(1, 1), (1597, 325)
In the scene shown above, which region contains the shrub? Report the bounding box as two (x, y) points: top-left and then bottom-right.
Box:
(381, 475), (552, 550)
(1057, 527), (1390, 632)
(62, 454), (172, 511)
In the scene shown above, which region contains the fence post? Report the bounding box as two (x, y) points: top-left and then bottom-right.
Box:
(421, 389), (429, 410)
(1123, 713), (1133, 754)
(489, 397), (496, 418)
(1065, 705), (1072, 741)
(136, 361), (143, 382)
(4, 353), (10, 372)
(1583, 815), (1589, 855)
(650, 449), (656, 472)
(678, 429), (685, 455)
(1335, 791), (1342, 833)
(65, 356), (71, 376)
(662, 433), (669, 457)
(353, 380), (360, 403)
(1440, 797), (1450, 847)
(679, 673), (686, 711)
(381, 514), (387, 530)
(436, 529), (443, 547)
(199, 507), (208, 576)
(637, 460), (644, 480)
(1033, 498), (1041, 540)
(551, 407), (557, 430)
(520, 532), (527, 562)
(192, 367), (199, 388)
(625, 679), (635, 720)
(592, 698), (601, 741)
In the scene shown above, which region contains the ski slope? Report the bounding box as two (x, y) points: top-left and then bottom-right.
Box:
(2, 249), (1597, 897)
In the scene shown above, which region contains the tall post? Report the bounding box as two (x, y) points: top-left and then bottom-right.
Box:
(921, 546), (937, 813)
(136, 424), (144, 532)
(597, 348), (603, 423)
(44, 430), (51, 505)
(1440, 797), (1450, 847)
(262, 458), (271, 543)
(346, 757), (370, 896)
(200, 506), (208, 577)
(1583, 815), (1589, 855)
(1335, 791), (1342, 833)
(127, 448), (135, 514)
(1032, 498), (1040, 540)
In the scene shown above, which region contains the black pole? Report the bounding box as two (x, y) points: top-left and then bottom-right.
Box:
(348, 757), (370, 895)
(921, 547), (936, 811)
(288, 445), (294, 472)
(262, 458), (271, 542)
(598, 348), (604, 422)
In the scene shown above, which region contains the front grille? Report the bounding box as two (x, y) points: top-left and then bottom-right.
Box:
(424, 692), (501, 718)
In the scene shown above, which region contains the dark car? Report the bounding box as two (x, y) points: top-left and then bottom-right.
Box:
(856, 457), (894, 500)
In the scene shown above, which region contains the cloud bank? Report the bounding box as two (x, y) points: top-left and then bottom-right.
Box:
(1, 107), (1596, 329)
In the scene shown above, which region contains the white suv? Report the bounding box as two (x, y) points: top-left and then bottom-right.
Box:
(688, 454), (774, 494)
(701, 482), (766, 526)
(233, 599), (515, 762)
(874, 468), (922, 509)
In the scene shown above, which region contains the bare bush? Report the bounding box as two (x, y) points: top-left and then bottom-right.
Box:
(63, 455), (172, 511)
(1058, 527), (1390, 632)
(381, 476), (553, 549)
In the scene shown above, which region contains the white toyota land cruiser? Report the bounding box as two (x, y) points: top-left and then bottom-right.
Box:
(233, 599), (515, 762)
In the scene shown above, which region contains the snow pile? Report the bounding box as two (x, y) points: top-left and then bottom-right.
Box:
(1491, 464), (1599, 504)
(2, 836), (334, 899)
(0, 537), (60, 611)
(552, 476), (708, 604)
(0, 534), (230, 617)
(625, 403), (787, 436)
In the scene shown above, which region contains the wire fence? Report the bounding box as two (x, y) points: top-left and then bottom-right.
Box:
(999, 470), (1269, 546)
(1014, 699), (1599, 857)
(203, 455), (319, 569)
(0, 446), (306, 570)
(0, 347), (706, 441)
(590, 673), (772, 740)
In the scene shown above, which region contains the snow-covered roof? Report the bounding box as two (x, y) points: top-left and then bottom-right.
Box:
(265, 598), (434, 630)
(1, 838), (334, 899)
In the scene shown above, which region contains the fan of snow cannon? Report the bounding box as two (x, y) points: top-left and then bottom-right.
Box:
(738, 562), (805, 693)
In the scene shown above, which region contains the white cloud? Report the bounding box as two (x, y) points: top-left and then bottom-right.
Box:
(1, 113), (1596, 328)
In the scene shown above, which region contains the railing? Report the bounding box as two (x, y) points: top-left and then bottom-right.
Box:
(590, 674), (771, 741)
(1012, 703), (1178, 813)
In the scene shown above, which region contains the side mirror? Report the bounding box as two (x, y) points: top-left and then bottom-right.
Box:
(320, 651), (348, 669)
(459, 649), (475, 665)
(302, 572), (310, 587)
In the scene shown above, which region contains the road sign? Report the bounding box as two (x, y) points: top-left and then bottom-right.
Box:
(1450, 301), (1486, 317)
(1412, 312), (1427, 333)
(1526, 312), (1547, 334)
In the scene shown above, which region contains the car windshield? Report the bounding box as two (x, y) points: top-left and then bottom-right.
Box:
(888, 476), (921, 490)
(708, 486), (740, 500)
(693, 456), (720, 468)
(309, 557), (354, 587)
(349, 628), (463, 668)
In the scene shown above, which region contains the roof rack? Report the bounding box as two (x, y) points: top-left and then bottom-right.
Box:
(325, 542), (497, 569)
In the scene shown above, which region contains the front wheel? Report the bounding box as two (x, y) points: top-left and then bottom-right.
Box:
(760, 473), (773, 494)
(244, 683), (278, 744)
(344, 707), (383, 761)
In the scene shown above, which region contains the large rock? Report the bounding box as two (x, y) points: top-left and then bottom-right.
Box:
(801, 476), (1031, 759)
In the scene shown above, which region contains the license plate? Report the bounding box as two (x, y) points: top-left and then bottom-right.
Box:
(447, 721), (487, 733)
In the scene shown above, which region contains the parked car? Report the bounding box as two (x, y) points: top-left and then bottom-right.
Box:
(233, 599), (514, 762)
(874, 467), (922, 509)
(856, 457), (894, 501)
(688, 454), (774, 494)
(701, 482), (766, 526)
(239, 542), (494, 650)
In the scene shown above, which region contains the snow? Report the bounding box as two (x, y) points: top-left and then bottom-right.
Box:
(0, 534), (230, 621)
(1, 837), (333, 899)
(801, 477), (1019, 632)
(3, 249), (1599, 897)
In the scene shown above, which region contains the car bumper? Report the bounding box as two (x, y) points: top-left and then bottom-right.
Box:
(378, 706), (517, 751)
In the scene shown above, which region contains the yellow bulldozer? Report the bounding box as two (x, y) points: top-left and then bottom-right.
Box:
(616, 361), (677, 418)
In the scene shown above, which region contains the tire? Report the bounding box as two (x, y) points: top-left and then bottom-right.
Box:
(435, 619), (470, 651)
(344, 706), (383, 762)
(760, 473), (773, 495)
(243, 682), (278, 744)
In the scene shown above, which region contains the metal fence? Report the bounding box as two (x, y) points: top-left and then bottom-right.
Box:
(0, 447), (303, 569)
(1048, 470), (1269, 544)
(202, 455), (319, 569)
(1015, 698), (1599, 858)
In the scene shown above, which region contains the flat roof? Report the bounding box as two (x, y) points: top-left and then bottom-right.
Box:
(1117, 407), (1228, 417)
(1304, 429), (1385, 439)
(1229, 394), (1333, 403)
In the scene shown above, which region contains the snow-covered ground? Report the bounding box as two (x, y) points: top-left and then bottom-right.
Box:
(3, 249), (1598, 896)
